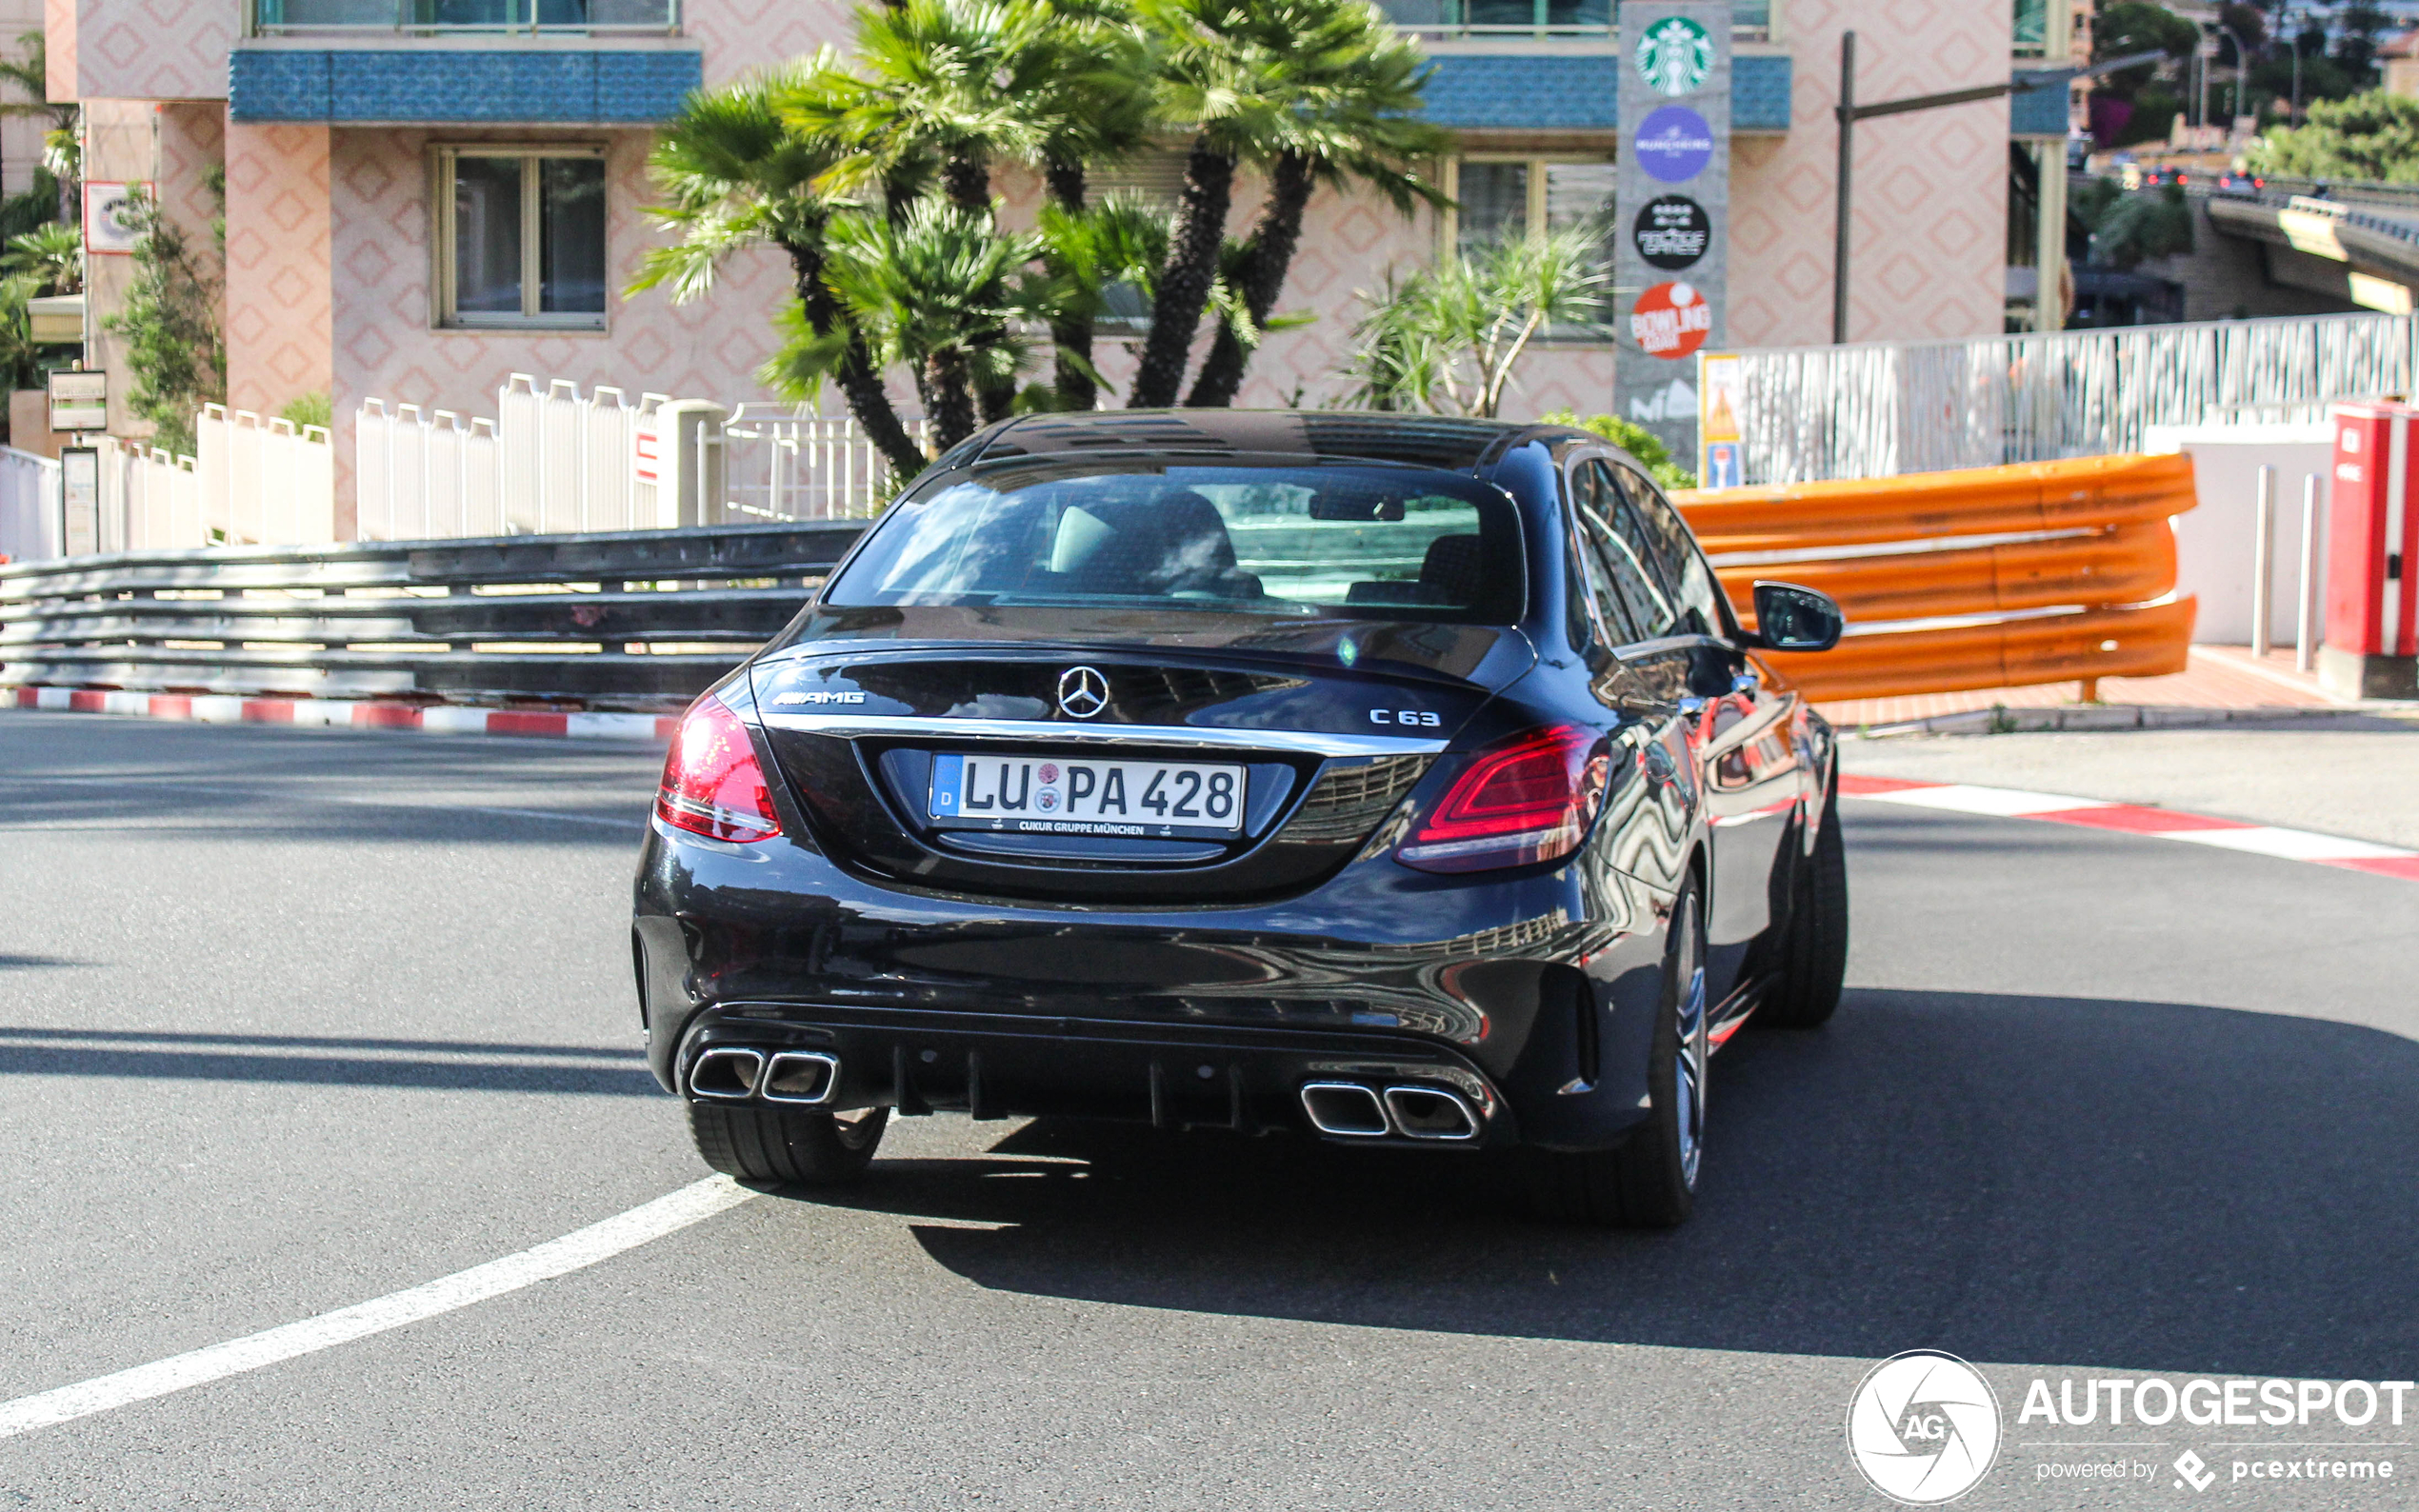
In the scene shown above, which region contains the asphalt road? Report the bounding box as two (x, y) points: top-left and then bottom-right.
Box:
(4, 713), (2416, 1510)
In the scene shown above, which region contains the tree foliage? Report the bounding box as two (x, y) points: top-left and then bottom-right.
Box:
(1339, 230), (1609, 419)
(2251, 90), (2419, 182)
(102, 189), (227, 457)
(1539, 410), (1696, 490)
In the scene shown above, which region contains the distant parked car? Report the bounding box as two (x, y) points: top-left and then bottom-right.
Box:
(2121, 164), (2190, 190)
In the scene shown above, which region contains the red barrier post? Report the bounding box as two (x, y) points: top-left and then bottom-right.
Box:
(2322, 403), (2419, 699)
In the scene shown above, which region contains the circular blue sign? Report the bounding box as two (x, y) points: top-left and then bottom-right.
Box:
(1634, 105), (1714, 184)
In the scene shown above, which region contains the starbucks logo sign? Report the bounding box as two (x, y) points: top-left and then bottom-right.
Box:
(1633, 15), (1712, 97)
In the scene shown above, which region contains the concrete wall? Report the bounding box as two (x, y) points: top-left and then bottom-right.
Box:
(58, 0), (232, 101)
(225, 120), (330, 420)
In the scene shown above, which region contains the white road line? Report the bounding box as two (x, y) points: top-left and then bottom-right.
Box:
(0, 1176), (757, 1441)
(1856, 784), (2115, 817)
(2155, 826), (2415, 862)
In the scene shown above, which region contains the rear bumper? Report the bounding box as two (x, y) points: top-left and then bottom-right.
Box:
(677, 1002), (1513, 1146)
(633, 819), (1677, 1153)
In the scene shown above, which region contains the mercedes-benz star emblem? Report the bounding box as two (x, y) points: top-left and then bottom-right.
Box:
(1056, 666), (1109, 719)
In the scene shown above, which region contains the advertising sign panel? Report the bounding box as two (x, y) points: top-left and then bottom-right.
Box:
(1616, 2), (1729, 468)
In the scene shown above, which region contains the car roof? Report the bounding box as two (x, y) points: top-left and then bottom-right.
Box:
(968, 409), (1537, 473)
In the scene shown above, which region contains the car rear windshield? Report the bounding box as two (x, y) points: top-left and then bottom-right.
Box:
(822, 461), (1526, 624)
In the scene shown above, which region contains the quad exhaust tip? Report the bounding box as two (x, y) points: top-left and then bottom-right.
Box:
(688, 1046), (765, 1102)
(1300, 1082), (1390, 1137)
(1383, 1084), (1479, 1141)
(1300, 1081), (1480, 1141)
(760, 1050), (840, 1105)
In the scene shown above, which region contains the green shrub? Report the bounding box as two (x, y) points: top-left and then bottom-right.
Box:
(1539, 409), (1700, 490)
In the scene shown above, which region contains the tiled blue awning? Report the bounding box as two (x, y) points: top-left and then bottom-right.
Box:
(230, 47), (700, 123)
(1419, 51), (1793, 132)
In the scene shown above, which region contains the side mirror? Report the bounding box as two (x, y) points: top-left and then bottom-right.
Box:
(1749, 581), (1844, 652)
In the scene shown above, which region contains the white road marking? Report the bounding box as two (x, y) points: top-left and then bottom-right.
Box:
(0, 1176), (757, 1440)
(1859, 784), (2115, 817)
(2155, 826), (2414, 862)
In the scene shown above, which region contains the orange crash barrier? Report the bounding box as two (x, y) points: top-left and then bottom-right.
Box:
(1673, 452), (2199, 704)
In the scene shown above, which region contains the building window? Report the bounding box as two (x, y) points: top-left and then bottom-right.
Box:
(432, 146), (608, 330)
(2013, 0), (2048, 57)
(1449, 157), (1617, 263)
(1378, 1), (1769, 39)
(255, 0), (679, 36)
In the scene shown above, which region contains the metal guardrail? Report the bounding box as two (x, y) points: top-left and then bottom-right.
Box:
(0, 520), (864, 709)
(1677, 451), (2200, 702)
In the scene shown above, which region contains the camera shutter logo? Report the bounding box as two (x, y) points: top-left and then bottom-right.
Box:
(1633, 15), (1712, 96)
(1057, 666), (1110, 719)
(1845, 1351), (2002, 1504)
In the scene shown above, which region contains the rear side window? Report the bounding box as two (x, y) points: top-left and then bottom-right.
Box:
(1610, 462), (1728, 636)
(1571, 460), (1675, 640)
(824, 463), (1526, 624)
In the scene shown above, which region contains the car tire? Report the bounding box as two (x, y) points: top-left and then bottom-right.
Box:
(687, 1102), (890, 1186)
(1521, 877), (1708, 1228)
(1758, 780), (1849, 1029)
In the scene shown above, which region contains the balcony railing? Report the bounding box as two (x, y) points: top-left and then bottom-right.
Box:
(1380, 0), (1770, 42)
(253, 0), (676, 35)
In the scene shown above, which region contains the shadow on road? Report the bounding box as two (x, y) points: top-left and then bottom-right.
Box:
(0, 1025), (660, 1095)
(789, 988), (2419, 1382)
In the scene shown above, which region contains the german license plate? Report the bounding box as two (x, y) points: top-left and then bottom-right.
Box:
(928, 753), (1246, 839)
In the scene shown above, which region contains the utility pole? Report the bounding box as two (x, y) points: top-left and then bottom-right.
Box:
(1833, 30), (1855, 346)
(1831, 39), (2166, 344)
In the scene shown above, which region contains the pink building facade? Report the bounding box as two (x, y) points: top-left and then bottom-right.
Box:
(50, 0), (2060, 516)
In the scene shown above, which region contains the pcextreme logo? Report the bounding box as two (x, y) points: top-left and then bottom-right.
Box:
(1846, 1351), (2002, 1504)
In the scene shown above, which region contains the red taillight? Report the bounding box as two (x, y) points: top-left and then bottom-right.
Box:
(1396, 725), (1609, 874)
(655, 695), (782, 843)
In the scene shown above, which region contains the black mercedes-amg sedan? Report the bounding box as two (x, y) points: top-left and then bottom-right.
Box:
(632, 409), (1848, 1226)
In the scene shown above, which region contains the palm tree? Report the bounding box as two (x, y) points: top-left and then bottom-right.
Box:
(0, 31), (74, 225)
(1020, 3), (1153, 408)
(1031, 191), (1169, 407)
(795, 0), (1151, 410)
(630, 63), (926, 482)
(810, 198), (1043, 449)
(1183, 0), (1447, 407)
(795, 0), (1054, 210)
(4, 222), (81, 293)
(1123, 0), (1295, 408)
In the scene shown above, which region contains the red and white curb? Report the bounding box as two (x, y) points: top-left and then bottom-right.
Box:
(1841, 774), (2419, 883)
(7, 686), (677, 743)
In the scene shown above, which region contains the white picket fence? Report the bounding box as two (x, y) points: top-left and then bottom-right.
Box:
(359, 378), (667, 541)
(353, 376), (923, 542)
(0, 445), (60, 563)
(2, 410), (336, 562)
